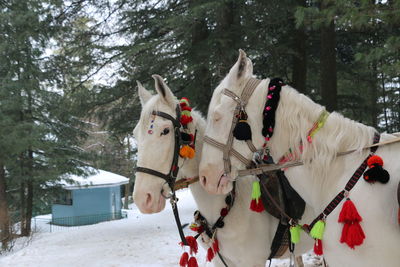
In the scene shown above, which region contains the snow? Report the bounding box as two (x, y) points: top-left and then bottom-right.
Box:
(0, 190), (320, 267)
(58, 168), (129, 189)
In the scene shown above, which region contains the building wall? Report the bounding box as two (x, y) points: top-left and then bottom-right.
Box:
(52, 185), (122, 226)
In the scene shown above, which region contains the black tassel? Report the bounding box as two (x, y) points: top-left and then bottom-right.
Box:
(363, 164), (390, 184)
(233, 110), (252, 140)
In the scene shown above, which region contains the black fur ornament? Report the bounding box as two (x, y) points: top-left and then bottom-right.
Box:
(233, 109), (252, 140)
(262, 78), (284, 139)
(363, 155), (390, 184)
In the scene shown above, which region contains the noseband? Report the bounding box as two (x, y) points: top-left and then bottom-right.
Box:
(204, 78), (262, 174)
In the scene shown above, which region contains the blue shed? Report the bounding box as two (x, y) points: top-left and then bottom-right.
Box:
(52, 169), (129, 226)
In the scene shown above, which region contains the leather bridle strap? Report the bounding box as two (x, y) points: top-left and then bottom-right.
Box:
(204, 78), (261, 174)
(135, 104), (188, 246)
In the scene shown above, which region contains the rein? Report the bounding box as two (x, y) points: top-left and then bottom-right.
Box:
(135, 104), (188, 246)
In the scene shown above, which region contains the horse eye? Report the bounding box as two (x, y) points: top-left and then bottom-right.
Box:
(161, 128), (170, 136)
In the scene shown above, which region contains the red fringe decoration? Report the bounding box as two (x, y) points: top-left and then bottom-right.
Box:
(250, 199), (265, 213)
(185, 236), (198, 255)
(345, 222), (365, 249)
(313, 239), (323, 256)
(188, 256), (198, 267)
(338, 198), (365, 249)
(207, 247), (215, 262)
(179, 252), (189, 267)
(338, 199), (362, 223)
(212, 239), (219, 253)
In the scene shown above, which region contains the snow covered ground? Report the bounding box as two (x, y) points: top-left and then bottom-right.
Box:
(0, 190), (321, 267)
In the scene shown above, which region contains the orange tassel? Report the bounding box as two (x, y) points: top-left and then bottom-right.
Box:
(179, 252), (189, 267)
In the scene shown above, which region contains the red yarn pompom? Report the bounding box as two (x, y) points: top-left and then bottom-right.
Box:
(367, 155), (383, 168)
(181, 106), (192, 112)
(181, 115), (193, 125)
(250, 199), (265, 213)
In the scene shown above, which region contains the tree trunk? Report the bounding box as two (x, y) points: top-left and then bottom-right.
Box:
(320, 12), (337, 111)
(0, 161), (11, 250)
(19, 180), (27, 236)
(291, 0), (308, 94)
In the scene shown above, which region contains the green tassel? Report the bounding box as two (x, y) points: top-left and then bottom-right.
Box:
(290, 225), (302, 244)
(310, 220), (325, 240)
(251, 181), (262, 200)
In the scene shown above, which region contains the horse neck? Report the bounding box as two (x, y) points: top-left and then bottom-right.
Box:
(179, 110), (227, 222)
(268, 86), (377, 207)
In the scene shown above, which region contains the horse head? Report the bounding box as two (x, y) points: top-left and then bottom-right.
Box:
(133, 75), (182, 213)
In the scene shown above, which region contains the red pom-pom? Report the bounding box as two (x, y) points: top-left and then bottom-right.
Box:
(188, 256), (198, 267)
(181, 115), (193, 125)
(181, 106), (192, 112)
(212, 239), (219, 253)
(220, 208), (228, 217)
(250, 199), (265, 213)
(367, 155), (383, 168)
(338, 199), (362, 223)
(180, 252), (189, 267)
(314, 239), (323, 255)
(207, 247), (215, 262)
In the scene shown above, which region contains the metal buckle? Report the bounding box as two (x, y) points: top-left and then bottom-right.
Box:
(161, 181), (173, 199)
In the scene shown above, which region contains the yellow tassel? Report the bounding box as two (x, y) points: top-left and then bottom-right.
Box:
(179, 145), (195, 159)
(310, 220), (325, 240)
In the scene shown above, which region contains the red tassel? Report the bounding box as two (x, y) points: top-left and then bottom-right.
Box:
(338, 199), (362, 223)
(207, 247), (215, 262)
(212, 239), (219, 253)
(185, 236), (198, 255)
(313, 239), (323, 255)
(179, 252), (189, 267)
(345, 222), (365, 249)
(250, 199), (265, 212)
(340, 222), (350, 244)
(181, 115), (193, 125)
(188, 256), (198, 267)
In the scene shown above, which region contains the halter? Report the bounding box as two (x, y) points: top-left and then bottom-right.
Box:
(204, 78), (261, 174)
(135, 104), (189, 245)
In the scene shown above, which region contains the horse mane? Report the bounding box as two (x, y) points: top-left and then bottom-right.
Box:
(272, 85), (377, 182)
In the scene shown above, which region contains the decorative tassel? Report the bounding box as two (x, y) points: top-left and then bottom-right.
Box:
(233, 110), (252, 140)
(363, 155), (390, 184)
(338, 198), (365, 249)
(180, 145), (195, 159)
(313, 239), (323, 255)
(310, 220), (325, 240)
(179, 252), (189, 267)
(181, 236), (198, 255)
(338, 199), (362, 223)
(207, 247), (215, 262)
(249, 181), (265, 212)
(187, 256), (198, 267)
(181, 114), (193, 125)
(212, 239), (219, 253)
(290, 224), (302, 244)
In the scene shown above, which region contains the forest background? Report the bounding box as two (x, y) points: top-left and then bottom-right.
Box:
(1, 0), (399, 250)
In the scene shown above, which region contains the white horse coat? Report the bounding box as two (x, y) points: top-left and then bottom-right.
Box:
(199, 50), (400, 267)
(133, 75), (313, 267)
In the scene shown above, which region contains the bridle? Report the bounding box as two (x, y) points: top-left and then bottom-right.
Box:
(135, 104), (189, 245)
(204, 78), (262, 174)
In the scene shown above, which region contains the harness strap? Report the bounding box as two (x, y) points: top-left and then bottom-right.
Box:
(203, 136), (252, 166)
(135, 167), (171, 183)
(309, 132), (380, 229)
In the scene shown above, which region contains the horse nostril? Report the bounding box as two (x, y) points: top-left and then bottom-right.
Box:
(201, 176), (207, 187)
(145, 193), (152, 207)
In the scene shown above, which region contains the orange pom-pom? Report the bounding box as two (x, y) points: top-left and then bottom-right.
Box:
(180, 145), (195, 159)
(367, 155), (383, 168)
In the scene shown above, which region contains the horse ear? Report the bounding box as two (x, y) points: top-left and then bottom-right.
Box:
(137, 80), (152, 107)
(152, 74), (175, 106)
(227, 49), (252, 83)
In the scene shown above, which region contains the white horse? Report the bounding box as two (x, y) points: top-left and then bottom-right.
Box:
(132, 75), (313, 267)
(199, 50), (400, 267)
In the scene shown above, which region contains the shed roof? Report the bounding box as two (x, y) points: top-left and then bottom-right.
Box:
(61, 168), (129, 190)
